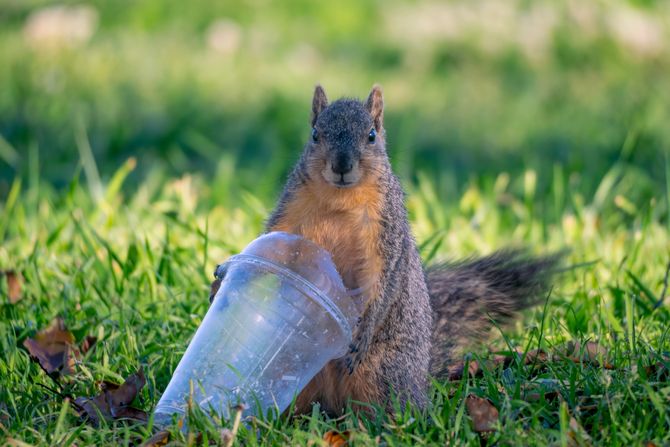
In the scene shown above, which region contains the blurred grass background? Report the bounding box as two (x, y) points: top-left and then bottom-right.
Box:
(1, 0), (669, 220)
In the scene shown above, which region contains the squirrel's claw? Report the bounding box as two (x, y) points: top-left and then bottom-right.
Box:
(345, 357), (354, 375)
(209, 278), (222, 304)
(345, 334), (368, 374)
(345, 352), (361, 375)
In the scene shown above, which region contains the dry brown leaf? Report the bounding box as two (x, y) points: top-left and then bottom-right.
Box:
(448, 353), (519, 381)
(523, 387), (560, 402)
(3, 270), (23, 303)
(448, 360), (481, 381)
(22, 318), (97, 380)
(524, 348), (549, 364)
(75, 369), (147, 426)
(565, 341), (613, 369)
(141, 430), (170, 447)
(107, 369), (146, 409)
(22, 318), (76, 378)
(449, 342), (610, 382)
(465, 395), (499, 433)
(323, 430), (350, 447)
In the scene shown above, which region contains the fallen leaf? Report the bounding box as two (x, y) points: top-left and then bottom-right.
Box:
(22, 319), (98, 379)
(524, 348), (549, 364)
(75, 369), (148, 426)
(448, 360), (481, 381)
(22, 318), (76, 378)
(323, 430), (350, 447)
(108, 369), (146, 409)
(141, 430), (170, 447)
(565, 341), (613, 369)
(74, 393), (110, 426)
(98, 380), (120, 392)
(523, 385), (560, 402)
(448, 353), (519, 380)
(465, 395), (499, 433)
(448, 342), (609, 382)
(3, 270), (23, 303)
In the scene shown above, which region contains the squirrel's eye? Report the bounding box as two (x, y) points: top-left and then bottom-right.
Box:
(311, 127), (318, 142)
(368, 128), (376, 143)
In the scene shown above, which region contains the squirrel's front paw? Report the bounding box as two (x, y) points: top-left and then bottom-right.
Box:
(344, 353), (359, 375)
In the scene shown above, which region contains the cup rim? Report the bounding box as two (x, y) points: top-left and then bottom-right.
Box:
(219, 254), (353, 344)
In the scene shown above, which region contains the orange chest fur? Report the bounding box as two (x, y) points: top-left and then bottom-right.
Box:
(270, 183), (384, 296)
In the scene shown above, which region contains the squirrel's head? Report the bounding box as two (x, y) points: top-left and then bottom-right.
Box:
(303, 85), (386, 189)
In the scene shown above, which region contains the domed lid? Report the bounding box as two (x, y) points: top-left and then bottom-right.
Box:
(215, 232), (361, 343)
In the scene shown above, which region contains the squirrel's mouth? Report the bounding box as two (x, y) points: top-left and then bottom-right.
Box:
(333, 179), (355, 188)
(321, 163), (362, 188)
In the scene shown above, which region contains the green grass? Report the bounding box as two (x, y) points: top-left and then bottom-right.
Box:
(1, 155), (669, 445)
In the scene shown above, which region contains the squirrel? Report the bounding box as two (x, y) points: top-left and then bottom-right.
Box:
(211, 85), (561, 415)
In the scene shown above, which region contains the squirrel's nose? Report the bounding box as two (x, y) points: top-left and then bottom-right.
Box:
(331, 159), (353, 175)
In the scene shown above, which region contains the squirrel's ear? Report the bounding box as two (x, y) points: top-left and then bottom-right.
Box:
(311, 85), (328, 126)
(365, 84), (384, 130)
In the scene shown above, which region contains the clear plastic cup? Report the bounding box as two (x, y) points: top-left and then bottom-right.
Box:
(153, 232), (360, 426)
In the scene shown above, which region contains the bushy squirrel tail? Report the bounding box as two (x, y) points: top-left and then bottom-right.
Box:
(426, 249), (564, 379)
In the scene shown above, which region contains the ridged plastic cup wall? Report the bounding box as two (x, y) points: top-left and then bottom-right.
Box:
(153, 232), (359, 426)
